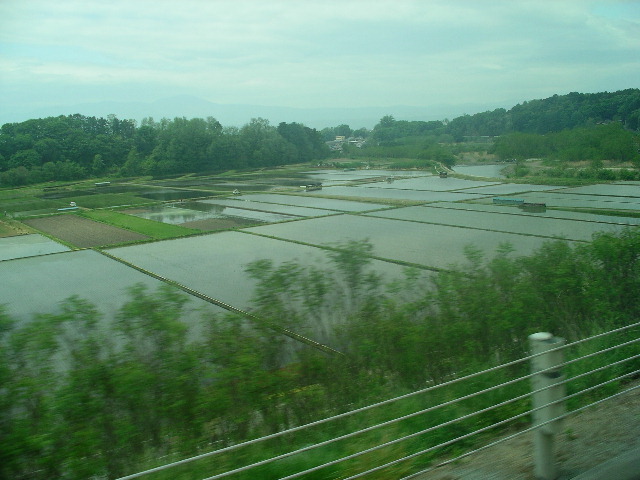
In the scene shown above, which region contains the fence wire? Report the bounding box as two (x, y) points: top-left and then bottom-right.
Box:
(200, 349), (640, 480)
(115, 320), (640, 480)
(399, 383), (640, 480)
(349, 369), (640, 480)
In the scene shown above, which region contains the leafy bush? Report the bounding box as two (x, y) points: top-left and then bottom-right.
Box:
(3, 230), (640, 478)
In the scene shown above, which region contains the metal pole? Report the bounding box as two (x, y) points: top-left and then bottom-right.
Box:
(529, 332), (566, 480)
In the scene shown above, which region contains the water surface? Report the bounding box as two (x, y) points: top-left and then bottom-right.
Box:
(0, 234), (69, 261)
(129, 202), (298, 224)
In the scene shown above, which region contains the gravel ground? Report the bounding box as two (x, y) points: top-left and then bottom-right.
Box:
(418, 381), (640, 479)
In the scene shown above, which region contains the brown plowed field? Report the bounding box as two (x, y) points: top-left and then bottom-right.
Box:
(23, 214), (149, 248)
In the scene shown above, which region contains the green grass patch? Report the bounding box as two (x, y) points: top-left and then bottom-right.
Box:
(80, 210), (200, 239)
(58, 193), (152, 209)
(0, 182), (155, 213)
(0, 185), (46, 199)
(1, 197), (65, 214)
(0, 186), (65, 213)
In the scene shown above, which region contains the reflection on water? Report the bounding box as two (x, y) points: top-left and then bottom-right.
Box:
(131, 202), (299, 225)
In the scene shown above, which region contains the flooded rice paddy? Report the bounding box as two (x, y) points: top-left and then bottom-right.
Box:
(458, 183), (563, 195)
(364, 205), (629, 241)
(515, 191), (640, 210)
(557, 182), (640, 197)
(229, 193), (388, 211)
(2, 167), (640, 331)
(0, 249), (224, 325)
(198, 198), (340, 217)
(0, 233), (69, 261)
(303, 169), (431, 185)
(312, 185), (487, 202)
(426, 202), (640, 225)
(244, 214), (569, 269)
(358, 176), (501, 191)
(107, 231), (409, 309)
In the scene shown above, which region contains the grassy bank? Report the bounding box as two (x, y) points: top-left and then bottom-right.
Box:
(80, 209), (200, 239)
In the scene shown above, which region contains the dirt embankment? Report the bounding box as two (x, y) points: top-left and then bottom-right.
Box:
(0, 217), (35, 237)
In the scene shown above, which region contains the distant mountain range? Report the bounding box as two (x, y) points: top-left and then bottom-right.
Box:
(5, 95), (505, 130)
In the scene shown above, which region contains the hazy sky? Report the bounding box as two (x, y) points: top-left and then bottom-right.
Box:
(1, 0), (639, 123)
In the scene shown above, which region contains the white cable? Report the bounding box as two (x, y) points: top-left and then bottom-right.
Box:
(203, 351), (640, 480)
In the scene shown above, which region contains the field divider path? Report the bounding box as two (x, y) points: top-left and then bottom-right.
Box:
(427, 203), (640, 225)
(239, 229), (445, 273)
(220, 196), (350, 212)
(279, 191), (427, 207)
(95, 248), (343, 356)
(362, 210), (592, 243)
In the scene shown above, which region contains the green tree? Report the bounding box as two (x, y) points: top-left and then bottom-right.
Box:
(277, 122), (330, 162)
(9, 149), (41, 169)
(121, 147), (144, 176)
(4, 312), (66, 477)
(334, 124), (352, 138)
(114, 283), (200, 450)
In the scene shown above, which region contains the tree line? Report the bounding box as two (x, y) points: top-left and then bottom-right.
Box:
(446, 88), (640, 140)
(2, 229), (640, 479)
(1, 88), (639, 186)
(0, 115), (330, 186)
(331, 89), (640, 169)
(493, 122), (640, 167)
(358, 88), (640, 144)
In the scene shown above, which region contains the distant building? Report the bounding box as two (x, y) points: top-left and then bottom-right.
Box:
(326, 136), (366, 151)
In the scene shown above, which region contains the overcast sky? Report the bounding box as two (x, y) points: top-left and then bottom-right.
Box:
(1, 0), (639, 125)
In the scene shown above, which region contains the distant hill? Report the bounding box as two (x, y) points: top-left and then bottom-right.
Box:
(446, 88), (640, 140)
(3, 89), (638, 135)
(5, 95), (503, 130)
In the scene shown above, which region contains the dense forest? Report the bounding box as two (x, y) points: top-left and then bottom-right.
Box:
(344, 89), (640, 172)
(3, 229), (640, 479)
(1, 88), (639, 186)
(0, 116), (330, 186)
(446, 88), (640, 139)
(328, 88), (640, 143)
(493, 122), (640, 173)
